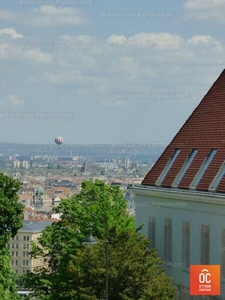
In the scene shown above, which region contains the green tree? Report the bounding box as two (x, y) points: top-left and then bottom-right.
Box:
(0, 173), (24, 299)
(66, 230), (175, 300)
(25, 180), (175, 299)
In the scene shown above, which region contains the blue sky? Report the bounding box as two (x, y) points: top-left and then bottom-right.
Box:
(0, 0), (225, 144)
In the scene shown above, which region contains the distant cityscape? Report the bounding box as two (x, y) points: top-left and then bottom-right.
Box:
(0, 142), (167, 209)
(3, 142), (167, 276)
(0, 142), (167, 158)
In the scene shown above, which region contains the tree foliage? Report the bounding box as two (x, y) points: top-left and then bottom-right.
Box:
(0, 173), (24, 299)
(66, 230), (175, 300)
(25, 180), (175, 299)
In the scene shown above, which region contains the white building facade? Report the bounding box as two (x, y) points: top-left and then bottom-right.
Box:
(132, 185), (225, 299)
(132, 70), (225, 299)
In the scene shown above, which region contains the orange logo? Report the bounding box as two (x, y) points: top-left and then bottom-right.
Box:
(190, 265), (220, 295)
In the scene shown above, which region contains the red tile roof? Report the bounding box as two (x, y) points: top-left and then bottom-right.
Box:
(142, 69), (225, 192)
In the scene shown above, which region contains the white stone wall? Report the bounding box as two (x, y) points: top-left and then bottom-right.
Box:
(132, 185), (225, 299)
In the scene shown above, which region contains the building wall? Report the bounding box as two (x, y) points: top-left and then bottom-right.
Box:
(9, 231), (44, 275)
(133, 186), (225, 299)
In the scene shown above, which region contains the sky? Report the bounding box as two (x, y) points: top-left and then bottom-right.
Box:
(0, 0), (225, 144)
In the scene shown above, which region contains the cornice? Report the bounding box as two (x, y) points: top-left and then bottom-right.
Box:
(130, 185), (225, 206)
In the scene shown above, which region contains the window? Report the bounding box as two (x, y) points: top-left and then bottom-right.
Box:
(24, 236), (29, 241)
(164, 218), (172, 262)
(173, 149), (198, 187)
(182, 222), (190, 268)
(12, 244), (14, 249)
(148, 216), (156, 248)
(23, 251), (29, 258)
(11, 260), (14, 266)
(156, 149), (181, 185)
(16, 251), (18, 257)
(201, 225), (210, 265)
(23, 244), (29, 249)
(23, 260), (29, 267)
(15, 260), (18, 266)
(16, 244), (18, 249)
(190, 149), (217, 189)
(11, 251), (14, 256)
(209, 161), (225, 191)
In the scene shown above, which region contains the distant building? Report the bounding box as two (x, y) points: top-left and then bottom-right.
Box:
(14, 160), (20, 168)
(80, 162), (86, 173)
(72, 156), (79, 161)
(9, 220), (53, 275)
(57, 156), (73, 162)
(32, 186), (44, 207)
(22, 161), (30, 169)
(124, 157), (130, 168)
(23, 207), (37, 220)
(19, 155), (32, 161)
(53, 179), (76, 188)
(51, 195), (62, 206)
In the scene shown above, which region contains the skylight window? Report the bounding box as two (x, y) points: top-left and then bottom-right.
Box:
(209, 161), (225, 191)
(156, 149), (181, 186)
(190, 149), (217, 189)
(172, 149), (198, 188)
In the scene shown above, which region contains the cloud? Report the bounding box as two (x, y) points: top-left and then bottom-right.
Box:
(1, 31), (224, 110)
(7, 94), (24, 107)
(0, 94), (24, 107)
(107, 32), (183, 48)
(187, 35), (222, 50)
(0, 29), (224, 144)
(0, 5), (88, 27)
(0, 28), (23, 39)
(184, 0), (225, 22)
(25, 32), (223, 106)
(24, 49), (53, 63)
(0, 10), (18, 22)
(60, 34), (96, 45)
(0, 43), (52, 63)
(42, 70), (83, 84)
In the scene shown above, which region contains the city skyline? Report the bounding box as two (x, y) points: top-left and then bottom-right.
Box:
(0, 0), (224, 144)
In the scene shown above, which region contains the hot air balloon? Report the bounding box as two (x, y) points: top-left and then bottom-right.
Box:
(55, 136), (63, 145)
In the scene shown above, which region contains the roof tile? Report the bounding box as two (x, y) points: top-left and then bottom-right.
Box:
(142, 69), (225, 192)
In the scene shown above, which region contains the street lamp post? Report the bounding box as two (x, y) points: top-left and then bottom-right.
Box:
(83, 227), (109, 300)
(82, 227), (98, 245)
